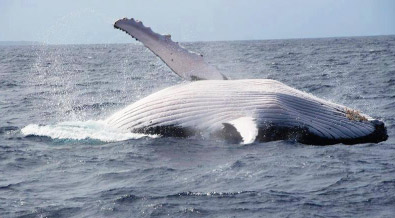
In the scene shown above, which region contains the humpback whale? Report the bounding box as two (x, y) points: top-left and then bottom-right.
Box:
(106, 18), (388, 145)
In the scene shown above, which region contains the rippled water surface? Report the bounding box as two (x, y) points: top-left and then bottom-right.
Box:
(1, 36), (395, 217)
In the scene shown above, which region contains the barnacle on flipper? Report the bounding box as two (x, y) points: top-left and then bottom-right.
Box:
(345, 108), (368, 122)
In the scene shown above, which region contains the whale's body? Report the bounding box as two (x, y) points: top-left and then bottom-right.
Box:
(106, 79), (387, 144)
(106, 18), (388, 144)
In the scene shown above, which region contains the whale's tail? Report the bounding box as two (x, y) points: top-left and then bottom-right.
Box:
(114, 18), (227, 81)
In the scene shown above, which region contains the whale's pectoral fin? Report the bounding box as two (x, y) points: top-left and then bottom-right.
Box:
(114, 18), (228, 81)
(222, 117), (258, 144)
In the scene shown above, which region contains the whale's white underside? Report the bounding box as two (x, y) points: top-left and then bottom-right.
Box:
(106, 18), (387, 144)
(106, 79), (376, 143)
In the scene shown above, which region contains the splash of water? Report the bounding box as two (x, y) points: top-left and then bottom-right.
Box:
(21, 120), (158, 142)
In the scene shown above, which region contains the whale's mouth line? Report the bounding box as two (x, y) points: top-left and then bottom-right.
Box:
(122, 120), (388, 145)
(297, 121), (388, 145)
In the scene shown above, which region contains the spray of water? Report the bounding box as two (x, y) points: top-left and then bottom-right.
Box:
(21, 120), (158, 142)
(24, 9), (149, 142)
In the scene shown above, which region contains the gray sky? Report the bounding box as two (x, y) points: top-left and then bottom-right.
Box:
(1, 0), (394, 44)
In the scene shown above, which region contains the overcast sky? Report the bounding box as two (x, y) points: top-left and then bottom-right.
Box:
(0, 0), (394, 44)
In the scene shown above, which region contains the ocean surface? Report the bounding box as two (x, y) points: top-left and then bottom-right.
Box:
(1, 36), (395, 217)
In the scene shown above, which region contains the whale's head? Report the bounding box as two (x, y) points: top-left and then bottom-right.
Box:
(337, 109), (388, 144)
(368, 119), (388, 143)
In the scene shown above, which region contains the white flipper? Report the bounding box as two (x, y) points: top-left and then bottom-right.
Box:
(114, 18), (227, 81)
(224, 117), (258, 144)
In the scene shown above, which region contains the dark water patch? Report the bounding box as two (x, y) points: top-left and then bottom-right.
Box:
(16, 206), (81, 218)
(0, 82), (18, 88)
(303, 84), (334, 92)
(95, 171), (138, 182)
(23, 134), (109, 145)
(111, 191), (259, 205)
(383, 102), (395, 110)
(368, 49), (389, 54)
(0, 126), (19, 134)
(67, 102), (118, 113)
(168, 191), (257, 198)
(115, 194), (142, 203)
(0, 182), (23, 191)
(230, 160), (245, 169)
(23, 134), (54, 142)
(387, 77), (395, 85)
(76, 80), (110, 87)
(77, 91), (98, 96)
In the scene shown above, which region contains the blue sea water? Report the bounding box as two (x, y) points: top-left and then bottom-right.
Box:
(1, 36), (395, 217)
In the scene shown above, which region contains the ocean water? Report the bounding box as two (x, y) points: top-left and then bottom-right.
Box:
(1, 36), (395, 217)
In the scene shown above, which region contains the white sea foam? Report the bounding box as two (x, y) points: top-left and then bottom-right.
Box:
(21, 120), (158, 142)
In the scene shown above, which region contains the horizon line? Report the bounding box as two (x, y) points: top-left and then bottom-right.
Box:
(1, 34), (394, 46)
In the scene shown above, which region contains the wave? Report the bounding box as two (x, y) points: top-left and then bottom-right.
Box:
(21, 120), (158, 142)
